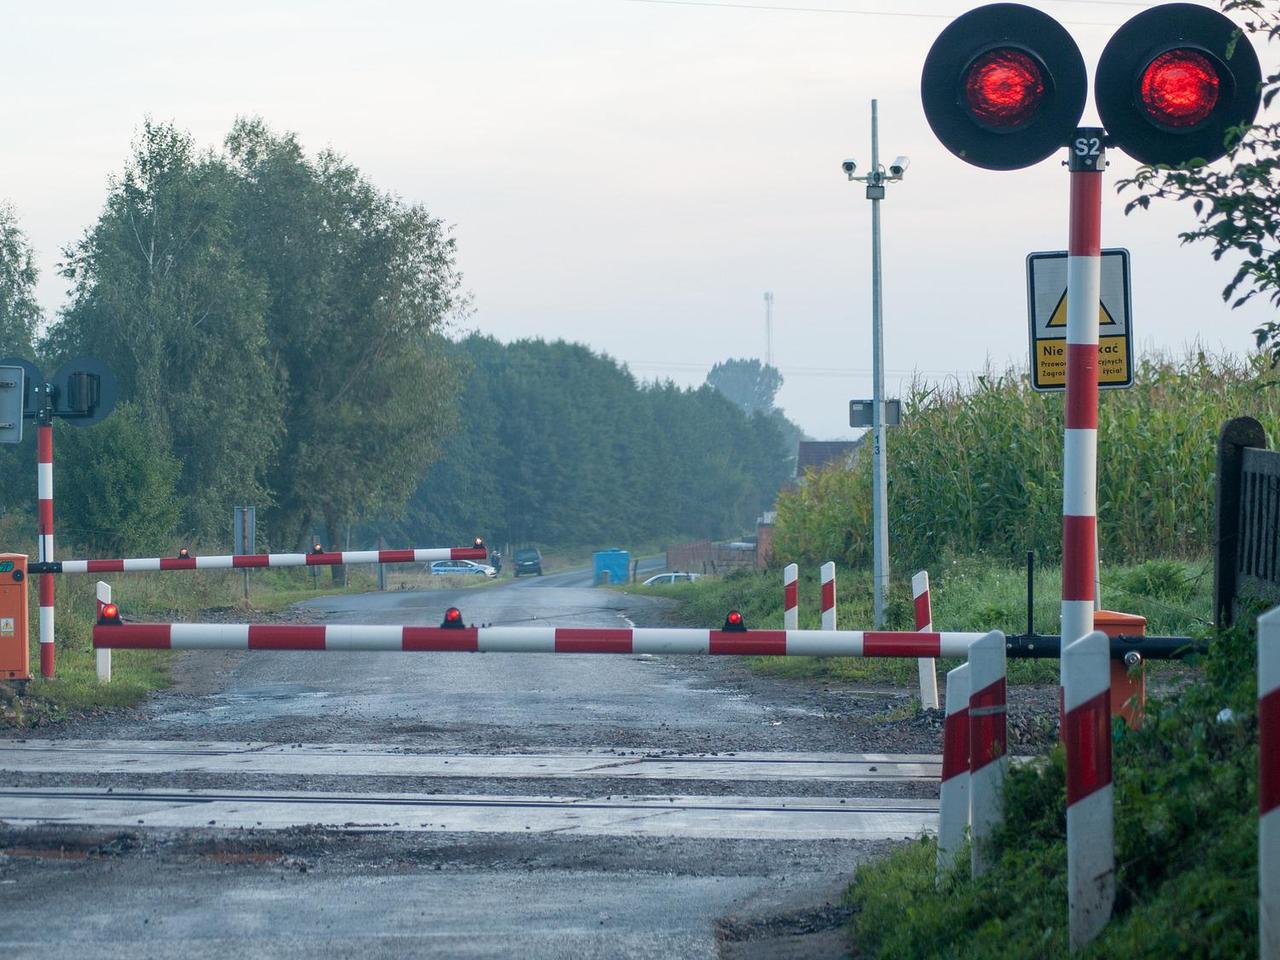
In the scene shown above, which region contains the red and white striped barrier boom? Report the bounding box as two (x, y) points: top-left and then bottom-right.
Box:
(968, 630), (1007, 877)
(56, 546), (488, 574)
(94, 622), (988, 657)
(37, 424), (55, 678)
(821, 562), (836, 631)
(783, 563), (798, 631)
(1260, 607), (1280, 960)
(1064, 629), (1113, 951)
(912, 571), (940, 710)
(936, 661), (970, 882)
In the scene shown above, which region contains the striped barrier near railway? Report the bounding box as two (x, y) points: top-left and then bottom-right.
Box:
(45, 546), (488, 574)
(968, 630), (1007, 876)
(821, 562), (836, 631)
(936, 661), (970, 882)
(92, 619), (991, 657)
(783, 563), (798, 631)
(36, 424), (54, 678)
(1260, 607), (1280, 960)
(912, 570), (941, 710)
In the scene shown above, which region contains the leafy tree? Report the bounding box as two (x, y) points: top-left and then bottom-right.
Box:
(46, 120), (282, 540)
(1119, 1), (1280, 361)
(225, 119), (462, 552)
(0, 205), (42, 520)
(55, 404), (182, 556)
(706, 358), (783, 415)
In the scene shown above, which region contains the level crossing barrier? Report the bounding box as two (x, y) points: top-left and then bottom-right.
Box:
(783, 563), (798, 631)
(912, 570), (941, 710)
(936, 662), (970, 882)
(34, 545), (488, 575)
(820, 562), (836, 631)
(1261, 607), (1280, 960)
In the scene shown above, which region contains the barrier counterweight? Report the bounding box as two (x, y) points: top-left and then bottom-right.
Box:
(54, 546), (487, 574)
(1261, 607), (1280, 960)
(94, 623), (988, 657)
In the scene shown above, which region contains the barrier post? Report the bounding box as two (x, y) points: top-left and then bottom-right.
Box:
(1064, 629), (1114, 952)
(37, 423), (55, 678)
(912, 570), (940, 710)
(1260, 606), (1280, 960)
(95, 581), (112, 682)
(968, 630), (1007, 876)
(784, 563), (798, 630)
(821, 562), (836, 631)
(936, 661), (970, 881)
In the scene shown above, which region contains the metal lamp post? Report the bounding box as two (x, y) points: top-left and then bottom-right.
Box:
(843, 98), (908, 629)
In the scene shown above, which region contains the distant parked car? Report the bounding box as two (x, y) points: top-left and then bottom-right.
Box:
(642, 572), (701, 586)
(430, 559), (497, 578)
(513, 548), (543, 577)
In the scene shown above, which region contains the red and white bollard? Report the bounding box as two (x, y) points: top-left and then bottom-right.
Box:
(1064, 629), (1113, 952)
(37, 423), (54, 678)
(821, 562), (836, 631)
(968, 630), (1007, 876)
(912, 571), (940, 710)
(936, 661), (970, 881)
(784, 563), (798, 631)
(1260, 606), (1280, 959)
(95, 581), (112, 682)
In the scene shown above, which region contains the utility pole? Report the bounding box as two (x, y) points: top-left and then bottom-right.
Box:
(763, 291), (774, 367)
(842, 99), (909, 629)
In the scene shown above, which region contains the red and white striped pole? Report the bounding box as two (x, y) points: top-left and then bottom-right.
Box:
(968, 629), (1006, 877)
(54, 546), (486, 574)
(37, 423), (55, 678)
(821, 562), (836, 631)
(936, 661), (969, 881)
(912, 570), (940, 710)
(95, 581), (112, 682)
(783, 563), (798, 630)
(1260, 606), (1280, 959)
(1061, 131), (1110, 951)
(1064, 629), (1113, 951)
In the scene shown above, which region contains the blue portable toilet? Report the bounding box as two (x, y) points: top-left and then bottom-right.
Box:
(593, 549), (630, 586)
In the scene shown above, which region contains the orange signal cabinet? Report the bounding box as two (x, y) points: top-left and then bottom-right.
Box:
(1094, 609), (1147, 729)
(0, 553), (30, 681)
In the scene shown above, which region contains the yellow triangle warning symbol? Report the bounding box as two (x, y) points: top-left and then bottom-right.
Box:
(1046, 289), (1117, 328)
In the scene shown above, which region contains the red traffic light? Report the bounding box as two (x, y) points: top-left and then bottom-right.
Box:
(473, 537), (485, 549)
(1140, 50), (1219, 129)
(311, 542), (324, 554)
(99, 603), (121, 624)
(964, 49), (1046, 130)
(178, 547), (190, 559)
(1096, 3), (1261, 166)
(922, 3), (1085, 171)
(441, 607), (465, 629)
(722, 610), (747, 632)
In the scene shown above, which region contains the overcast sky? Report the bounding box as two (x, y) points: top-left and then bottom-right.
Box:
(0, 0), (1271, 439)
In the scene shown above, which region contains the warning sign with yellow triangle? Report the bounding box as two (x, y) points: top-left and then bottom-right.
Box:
(1026, 248), (1133, 392)
(1044, 289), (1118, 328)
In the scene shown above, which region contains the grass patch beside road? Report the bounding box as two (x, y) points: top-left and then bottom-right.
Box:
(637, 556), (1211, 686)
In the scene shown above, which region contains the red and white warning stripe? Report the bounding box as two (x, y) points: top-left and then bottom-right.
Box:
(1061, 165), (1101, 665)
(967, 630), (1007, 877)
(821, 562), (836, 631)
(936, 661), (970, 880)
(783, 563), (798, 631)
(1260, 607), (1280, 958)
(59, 546), (487, 574)
(1063, 629), (1114, 952)
(37, 424), (54, 678)
(93, 622), (988, 657)
(95, 581), (112, 683)
(912, 571), (940, 710)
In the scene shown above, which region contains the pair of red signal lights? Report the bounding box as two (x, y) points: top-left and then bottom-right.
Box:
(922, 2), (1262, 170)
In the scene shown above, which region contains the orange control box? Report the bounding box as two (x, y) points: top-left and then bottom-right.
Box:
(0, 553), (30, 681)
(1095, 609), (1147, 729)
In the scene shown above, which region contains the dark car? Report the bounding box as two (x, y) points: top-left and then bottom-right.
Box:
(513, 548), (543, 577)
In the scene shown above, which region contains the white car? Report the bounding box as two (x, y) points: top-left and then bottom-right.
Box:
(430, 559), (497, 579)
(642, 572), (701, 586)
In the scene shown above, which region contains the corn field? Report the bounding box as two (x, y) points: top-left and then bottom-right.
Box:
(773, 352), (1280, 572)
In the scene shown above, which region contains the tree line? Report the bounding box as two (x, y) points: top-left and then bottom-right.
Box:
(0, 120), (792, 555)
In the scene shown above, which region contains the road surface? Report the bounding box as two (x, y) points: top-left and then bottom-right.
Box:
(0, 563), (940, 959)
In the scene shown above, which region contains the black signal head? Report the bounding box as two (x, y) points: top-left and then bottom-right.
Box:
(1096, 3), (1261, 166)
(922, 3), (1086, 170)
